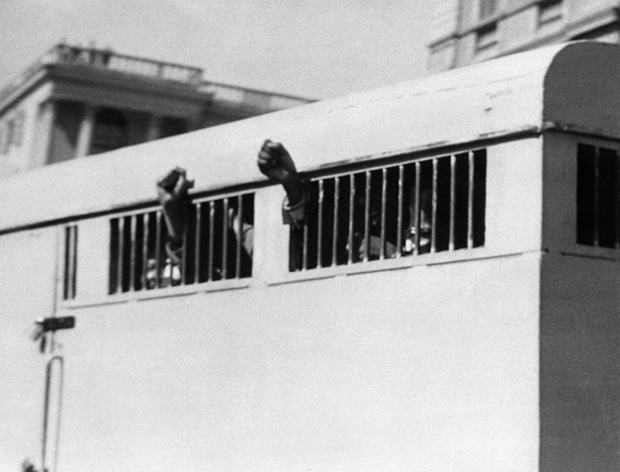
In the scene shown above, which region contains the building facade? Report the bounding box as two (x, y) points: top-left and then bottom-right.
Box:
(0, 43), (312, 177)
(427, 0), (620, 72)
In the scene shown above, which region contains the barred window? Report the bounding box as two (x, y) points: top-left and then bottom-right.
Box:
(577, 144), (620, 248)
(109, 192), (254, 295)
(290, 150), (487, 271)
(63, 225), (78, 300)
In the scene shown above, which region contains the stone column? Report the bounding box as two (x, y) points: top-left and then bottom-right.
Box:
(146, 114), (162, 142)
(75, 104), (96, 158)
(31, 100), (57, 168)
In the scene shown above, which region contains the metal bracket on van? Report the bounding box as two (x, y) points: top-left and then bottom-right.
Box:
(31, 316), (76, 353)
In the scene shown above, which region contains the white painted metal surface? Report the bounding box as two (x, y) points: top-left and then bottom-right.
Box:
(4, 41), (620, 472)
(1, 41), (618, 231)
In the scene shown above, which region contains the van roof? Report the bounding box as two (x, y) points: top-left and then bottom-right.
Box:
(2, 41), (619, 231)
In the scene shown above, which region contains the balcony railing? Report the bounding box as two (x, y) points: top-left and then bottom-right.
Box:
(0, 43), (204, 106)
(0, 43), (313, 113)
(47, 43), (203, 84)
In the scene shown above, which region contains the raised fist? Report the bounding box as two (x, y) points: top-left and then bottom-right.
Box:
(257, 140), (298, 185)
(156, 167), (194, 247)
(156, 167), (194, 206)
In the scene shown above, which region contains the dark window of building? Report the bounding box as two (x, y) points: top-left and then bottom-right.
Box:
(160, 117), (188, 139)
(475, 23), (498, 53)
(49, 101), (83, 164)
(91, 108), (128, 154)
(538, 0), (563, 27)
(577, 144), (620, 248)
(63, 225), (78, 300)
(479, 0), (497, 20)
(109, 192), (254, 295)
(289, 150), (487, 271)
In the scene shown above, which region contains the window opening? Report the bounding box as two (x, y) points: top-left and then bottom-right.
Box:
(109, 192), (254, 295)
(90, 108), (128, 155)
(577, 144), (620, 248)
(475, 23), (498, 53)
(289, 149), (487, 271)
(538, 0), (563, 27)
(63, 225), (78, 300)
(160, 116), (188, 138)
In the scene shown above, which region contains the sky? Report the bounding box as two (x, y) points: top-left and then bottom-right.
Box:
(0, 0), (432, 100)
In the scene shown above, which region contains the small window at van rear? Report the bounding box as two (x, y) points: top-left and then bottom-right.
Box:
(577, 144), (620, 248)
(63, 225), (78, 300)
(288, 149), (487, 272)
(108, 192), (254, 295)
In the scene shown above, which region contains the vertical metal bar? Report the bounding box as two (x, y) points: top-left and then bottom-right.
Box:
(467, 151), (475, 249)
(70, 226), (77, 299)
(348, 175), (355, 264)
(593, 146), (600, 247)
(129, 215), (137, 291)
(142, 213), (150, 290)
(155, 211), (162, 288)
(208, 200), (215, 281)
(222, 198), (229, 279)
(52, 357), (65, 472)
(117, 217), (125, 293)
(413, 162), (421, 255)
(396, 165), (404, 257)
(195, 203), (202, 283)
(72, 226), (78, 298)
(62, 226), (71, 300)
(317, 180), (324, 268)
(302, 209), (309, 271)
(42, 356), (64, 472)
(363, 170), (371, 262)
(236, 197), (243, 278)
(380, 168), (387, 260)
(431, 158), (438, 253)
(41, 360), (51, 472)
(180, 220), (187, 286)
(332, 177), (340, 266)
(616, 150), (620, 249)
(449, 154), (456, 251)
(67, 227), (75, 299)
(63, 227), (69, 300)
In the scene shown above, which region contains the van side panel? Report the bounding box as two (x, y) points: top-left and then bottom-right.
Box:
(0, 228), (58, 470)
(59, 253), (540, 472)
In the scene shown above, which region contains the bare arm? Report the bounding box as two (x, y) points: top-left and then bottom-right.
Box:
(156, 167), (194, 254)
(257, 140), (304, 207)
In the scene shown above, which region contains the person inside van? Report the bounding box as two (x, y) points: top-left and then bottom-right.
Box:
(156, 167), (253, 285)
(257, 139), (432, 266)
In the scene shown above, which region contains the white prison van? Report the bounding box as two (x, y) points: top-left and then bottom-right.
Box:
(1, 42), (620, 472)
